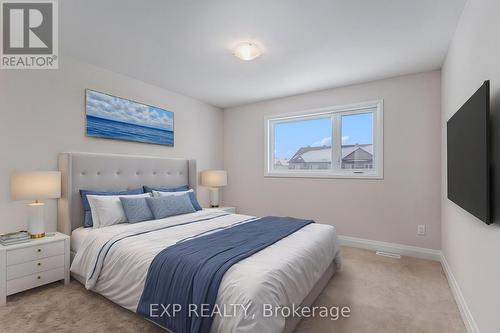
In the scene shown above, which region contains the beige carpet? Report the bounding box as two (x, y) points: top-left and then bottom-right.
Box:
(0, 247), (465, 333)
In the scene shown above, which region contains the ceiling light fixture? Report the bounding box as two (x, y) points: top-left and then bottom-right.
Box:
(233, 42), (262, 61)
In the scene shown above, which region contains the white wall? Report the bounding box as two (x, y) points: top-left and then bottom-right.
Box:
(224, 71), (442, 249)
(0, 57), (223, 234)
(441, 0), (500, 332)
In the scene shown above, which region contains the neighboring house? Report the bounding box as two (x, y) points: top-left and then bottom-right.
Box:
(287, 144), (373, 170)
(341, 144), (373, 169)
(287, 146), (331, 170)
(273, 159), (290, 170)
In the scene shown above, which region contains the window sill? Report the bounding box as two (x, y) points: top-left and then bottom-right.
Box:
(264, 172), (383, 180)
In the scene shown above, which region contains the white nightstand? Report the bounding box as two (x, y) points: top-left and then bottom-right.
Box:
(0, 232), (70, 306)
(204, 207), (236, 214)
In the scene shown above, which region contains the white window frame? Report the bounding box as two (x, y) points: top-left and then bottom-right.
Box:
(264, 100), (383, 179)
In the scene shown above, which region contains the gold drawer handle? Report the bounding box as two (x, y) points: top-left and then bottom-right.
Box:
(37, 262), (41, 266)
(37, 276), (41, 280)
(37, 249), (42, 253)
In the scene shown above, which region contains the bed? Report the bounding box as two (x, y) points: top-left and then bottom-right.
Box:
(58, 152), (342, 333)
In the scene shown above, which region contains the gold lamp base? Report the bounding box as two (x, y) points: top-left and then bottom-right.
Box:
(30, 232), (45, 239)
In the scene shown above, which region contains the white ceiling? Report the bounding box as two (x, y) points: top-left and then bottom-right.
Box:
(61, 0), (466, 108)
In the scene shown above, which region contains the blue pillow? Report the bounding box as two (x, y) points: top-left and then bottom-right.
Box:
(79, 188), (144, 227)
(119, 197), (154, 223)
(143, 185), (189, 193)
(146, 194), (195, 219)
(186, 191), (202, 211)
(144, 185), (202, 211)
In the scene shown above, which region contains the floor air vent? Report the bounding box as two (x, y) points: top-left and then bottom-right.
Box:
(375, 251), (401, 259)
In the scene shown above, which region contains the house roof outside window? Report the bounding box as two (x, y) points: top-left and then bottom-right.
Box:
(288, 144), (373, 164)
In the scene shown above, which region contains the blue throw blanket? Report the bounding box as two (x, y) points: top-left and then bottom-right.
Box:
(136, 216), (314, 333)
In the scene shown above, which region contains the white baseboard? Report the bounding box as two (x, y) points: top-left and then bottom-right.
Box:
(440, 253), (480, 333)
(338, 235), (441, 261)
(337, 235), (478, 333)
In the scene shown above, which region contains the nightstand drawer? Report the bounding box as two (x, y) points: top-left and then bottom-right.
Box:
(6, 267), (65, 296)
(6, 255), (64, 280)
(6, 241), (64, 266)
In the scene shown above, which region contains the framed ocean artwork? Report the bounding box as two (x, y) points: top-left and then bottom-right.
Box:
(85, 89), (174, 146)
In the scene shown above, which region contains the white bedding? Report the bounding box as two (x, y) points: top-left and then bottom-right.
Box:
(71, 210), (341, 333)
(70, 226), (92, 252)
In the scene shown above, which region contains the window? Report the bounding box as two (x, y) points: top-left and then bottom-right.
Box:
(265, 100), (383, 178)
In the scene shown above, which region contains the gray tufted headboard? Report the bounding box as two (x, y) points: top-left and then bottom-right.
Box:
(57, 152), (197, 235)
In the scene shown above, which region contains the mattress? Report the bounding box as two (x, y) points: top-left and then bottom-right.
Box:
(71, 210), (341, 333)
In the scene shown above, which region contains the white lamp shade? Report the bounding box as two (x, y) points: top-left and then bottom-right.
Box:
(201, 170), (227, 187)
(11, 171), (61, 200)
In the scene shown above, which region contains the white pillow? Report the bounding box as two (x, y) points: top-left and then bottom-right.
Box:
(152, 189), (195, 198)
(87, 193), (151, 228)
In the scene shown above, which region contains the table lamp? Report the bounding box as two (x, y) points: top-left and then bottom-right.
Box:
(201, 170), (227, 207)
(10, 171), (61, 238)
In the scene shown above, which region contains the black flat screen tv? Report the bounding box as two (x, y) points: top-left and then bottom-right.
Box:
(447, 80), (491, 224)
